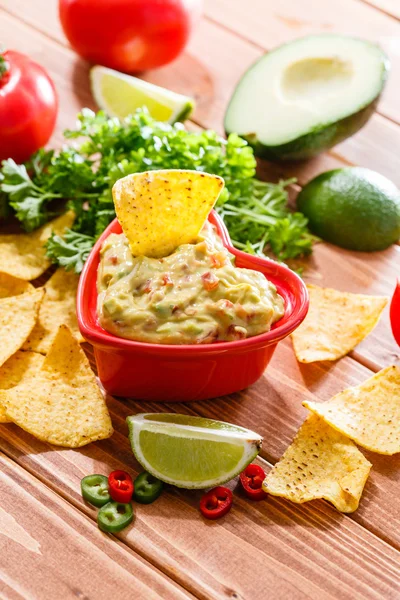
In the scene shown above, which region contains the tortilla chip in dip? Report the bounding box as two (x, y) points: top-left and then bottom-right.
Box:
(291, 284), (387, 363)
(0, 351), (45, 423)
(304, 365), (400, 455)
(0, 325), (113, 447)
(0, 211), (74, 280)
(0, 288), (44, 370)
(0, 273), (34, 298)
(262, 414), (371, 513)
(113, 170), (224, 258)
(23, 268), (83, 353)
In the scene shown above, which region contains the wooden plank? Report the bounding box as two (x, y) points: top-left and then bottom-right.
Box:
(1, 390), (400, 600)
(3, 6), (400, 189)
(204, 0), (400, 125)
(3, 1), (400, 598)
(0, 452), (194, 600)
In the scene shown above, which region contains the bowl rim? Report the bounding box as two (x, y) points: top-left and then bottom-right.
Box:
(77, 211), (309, 354)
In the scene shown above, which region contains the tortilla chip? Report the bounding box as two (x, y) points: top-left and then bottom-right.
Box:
(0, 288), (44, 370)
(0, 211), (74, 280)
(291, 284), (388, 363)
(0, 325), (113, 447)
(113, 170), (224, 258)
(0, 273), (34, 298)
(262, 414), (371, 512)
(23, 268), (83, 353)
(304, 365), (400, 455)
(0, 351), (45, 423)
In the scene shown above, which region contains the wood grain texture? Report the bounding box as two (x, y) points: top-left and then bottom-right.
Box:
(2, 2), (400, 598)
(204, 0), (400, 125)
(360, 0), (400, 20)
(0, 452), (194, 600)
(2, 395), (400, 600)
(3, 4), (400, 189)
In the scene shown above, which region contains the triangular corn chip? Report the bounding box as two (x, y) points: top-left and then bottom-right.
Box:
(0, 273), (34, 298)
(291, 284), (387, 363)
(113, 170), (224, 258)
(262, 414), (371, 512)
(0, 288), (44, 369)
(304, 365), (400, 455)
(23, 268), (84, 353)
(0, 211), (74, 280)
(0, 325), (113, 447)
(0, 351), (45, 423)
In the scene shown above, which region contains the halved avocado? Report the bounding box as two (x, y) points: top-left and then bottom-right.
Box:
(224, 35), (389, 161)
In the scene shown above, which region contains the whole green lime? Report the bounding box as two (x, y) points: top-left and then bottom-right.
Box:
(297, 167), (400, 251)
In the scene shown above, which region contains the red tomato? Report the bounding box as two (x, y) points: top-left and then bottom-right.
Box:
(59, 0), (202, 73)
(390, 280), (400, 346)
(0, 51), (58, 163)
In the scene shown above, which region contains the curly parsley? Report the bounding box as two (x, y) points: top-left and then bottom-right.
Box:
(0, 108), (314, 272)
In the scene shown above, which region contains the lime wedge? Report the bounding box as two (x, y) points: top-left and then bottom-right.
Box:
(90, 66), (194, 123)
(127, 413), (262, 489)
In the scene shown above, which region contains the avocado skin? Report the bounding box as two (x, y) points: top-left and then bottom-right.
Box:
(244, 98), (380, 162)
(297, 167), (400, 252)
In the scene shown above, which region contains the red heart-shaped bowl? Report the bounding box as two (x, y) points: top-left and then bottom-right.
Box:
(77, 211), (309, 401)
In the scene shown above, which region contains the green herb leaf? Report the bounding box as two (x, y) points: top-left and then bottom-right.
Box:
(1, 108), (315, 272)
(46, 229), (95, 274)
(0, 53), (9, 79)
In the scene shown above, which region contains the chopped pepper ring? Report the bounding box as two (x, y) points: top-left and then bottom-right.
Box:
(133, 471), (163, 504)
(199, 486), (233, 520)
(97, 501), (134, 533)
(239, 463), (267, 500)
(108, 470), (134, 503)
(81, 474), (111, 507)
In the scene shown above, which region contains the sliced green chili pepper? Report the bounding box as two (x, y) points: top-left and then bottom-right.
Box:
(133, 471), (163, 504)
(97, 501), (134, 533)
(81, 474), (111, 507)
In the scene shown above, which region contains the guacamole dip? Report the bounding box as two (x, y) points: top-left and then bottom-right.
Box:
(97, 223), (284, 344)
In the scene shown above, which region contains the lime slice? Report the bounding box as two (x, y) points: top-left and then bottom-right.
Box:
(127, 413), (262, 489)
(90, 66), (194, 123)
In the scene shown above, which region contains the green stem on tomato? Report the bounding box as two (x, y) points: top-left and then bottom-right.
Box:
(0, 52), (9, 80)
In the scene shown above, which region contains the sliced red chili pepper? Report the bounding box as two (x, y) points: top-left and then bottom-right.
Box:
(199, 486), (232, 520)
(239, 464), (267, 501)
(108, 470), (134, 503)
(390, 280), (400, 346)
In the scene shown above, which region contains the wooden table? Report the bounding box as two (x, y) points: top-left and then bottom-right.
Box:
(1, 1), (400, 598)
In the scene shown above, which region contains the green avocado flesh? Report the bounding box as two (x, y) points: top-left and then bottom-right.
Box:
(225, 35), (389, 161)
